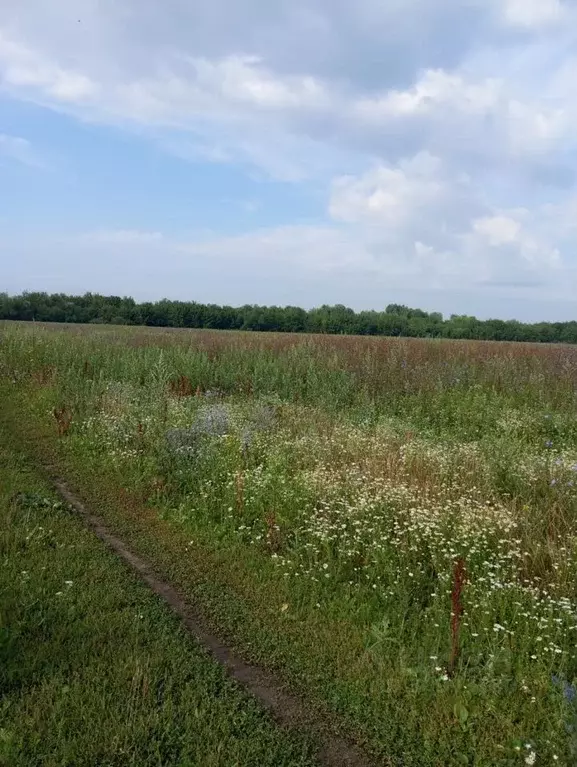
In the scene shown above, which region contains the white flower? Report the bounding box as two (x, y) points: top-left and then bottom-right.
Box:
(524, 751), (536, 765)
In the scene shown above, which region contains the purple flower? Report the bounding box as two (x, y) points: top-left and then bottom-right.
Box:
(552, 675), (577, 703)
(551, 674), (577, 703)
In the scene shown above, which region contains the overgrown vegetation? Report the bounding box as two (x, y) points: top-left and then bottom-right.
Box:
(3, 291), (577, 342)
(0, 414), (316, 767)
(2, 321), (577, 765)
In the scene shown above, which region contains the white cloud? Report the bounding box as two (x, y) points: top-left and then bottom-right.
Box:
(0, 132), (44, 167)
(500, 0), (566, 28)
(54, 205), (577, 299)
(190, 55), (328, 111)
(0, 132), (30, 160)
(178, 224), (377, 273)
(327, 155), (569, 290)
(0, 31), (98, 102)
(473, 215), (522, 247)
(77, 230), (164, 245)
(1, 6), (575, 184)
(355, 70), (501, 119)
(330, 153), (446, 225)
(0, 29), (328, 124)
(470, 212), (561, 269)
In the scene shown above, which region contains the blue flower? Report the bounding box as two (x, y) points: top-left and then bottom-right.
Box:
(552, 674), (577, 703)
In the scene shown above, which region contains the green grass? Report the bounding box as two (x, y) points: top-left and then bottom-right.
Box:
(2, 321), (577, 765)
(0, 419), (317, 767)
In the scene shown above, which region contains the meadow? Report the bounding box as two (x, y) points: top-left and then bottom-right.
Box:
(2, 321), (577, 765)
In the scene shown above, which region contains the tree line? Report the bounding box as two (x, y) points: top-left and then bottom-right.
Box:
(1, 292), (576, 344)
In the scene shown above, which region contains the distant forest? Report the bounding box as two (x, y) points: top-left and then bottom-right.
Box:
(2, 292), (577, 344)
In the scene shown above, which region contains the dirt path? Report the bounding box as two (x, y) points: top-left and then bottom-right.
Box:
(51, 476), (376, 767)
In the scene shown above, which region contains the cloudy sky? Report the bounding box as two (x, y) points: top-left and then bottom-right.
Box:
(1, 0), (577, 320)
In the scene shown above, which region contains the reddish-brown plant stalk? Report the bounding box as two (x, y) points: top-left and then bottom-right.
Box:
(449, 557), (466, 677)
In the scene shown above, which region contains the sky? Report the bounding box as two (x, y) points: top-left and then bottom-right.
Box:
(1, 0), (577, 321)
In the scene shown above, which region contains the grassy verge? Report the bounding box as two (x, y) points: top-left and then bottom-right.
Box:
(0, 413), (317, 767)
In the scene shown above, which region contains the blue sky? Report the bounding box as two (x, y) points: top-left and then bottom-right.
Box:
(1, 0), (577, 321)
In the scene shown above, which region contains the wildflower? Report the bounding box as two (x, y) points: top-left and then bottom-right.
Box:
(524, 751), (536, 765)
(553, 675), (577, 702)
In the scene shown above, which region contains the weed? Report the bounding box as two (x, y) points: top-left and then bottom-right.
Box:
(53, 404), (72, 436)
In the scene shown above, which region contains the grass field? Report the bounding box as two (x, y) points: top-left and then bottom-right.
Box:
(0, 410), (318, 766)
(2, 320), (577, 765)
